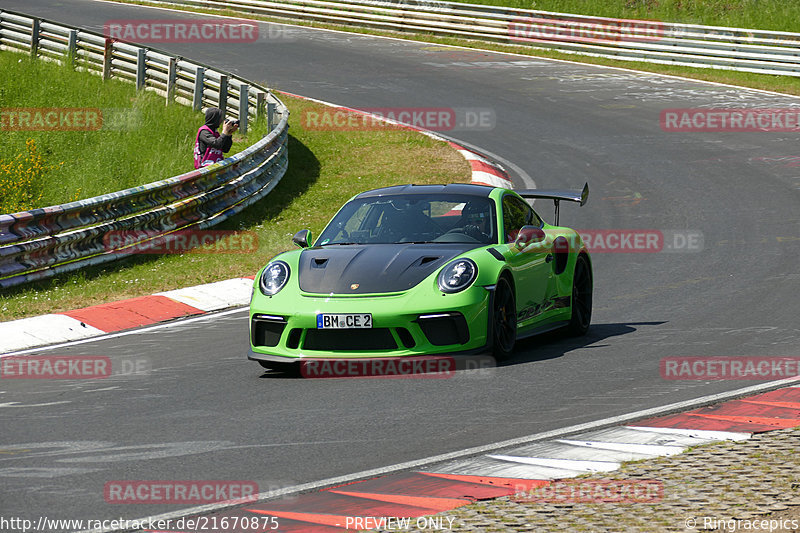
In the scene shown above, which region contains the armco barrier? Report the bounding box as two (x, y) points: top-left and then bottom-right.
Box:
(0, 10), (289, 289)
(131, 0), (800, 77)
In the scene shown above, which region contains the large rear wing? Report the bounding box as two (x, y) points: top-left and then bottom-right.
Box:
(517, 183), (589, 226)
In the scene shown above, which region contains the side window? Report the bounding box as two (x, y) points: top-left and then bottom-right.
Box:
(502, 195), (537, 243)
(529, 206), (543, 228)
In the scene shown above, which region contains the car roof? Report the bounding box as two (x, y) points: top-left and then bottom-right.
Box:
(355, 183), (498, 198)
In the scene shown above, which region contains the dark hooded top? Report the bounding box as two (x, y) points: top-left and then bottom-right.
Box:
(197, 107), (233, 156)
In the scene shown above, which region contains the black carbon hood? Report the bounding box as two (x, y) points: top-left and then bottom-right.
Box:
(298, 243), (478, 294)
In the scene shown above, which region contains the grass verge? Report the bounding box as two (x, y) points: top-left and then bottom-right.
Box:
(452, 0), (800, 34)
(0, 94), (470, 320)
(0, 50), (267, 213)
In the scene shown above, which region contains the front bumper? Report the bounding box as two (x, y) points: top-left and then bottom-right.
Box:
(249, 286), (492, 360)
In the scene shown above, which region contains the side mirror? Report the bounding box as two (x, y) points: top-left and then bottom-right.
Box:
(292, 229), (312, 248)
(512, 226), (545, 250)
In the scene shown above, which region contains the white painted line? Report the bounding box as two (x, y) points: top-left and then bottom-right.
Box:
(1, 307), (249, 358)
(487, 454), (620, 472)
(433, 133), (537, 189)
(79, 375), (800, 533)
(0, 314), (106, 354)
(0, 401), (72, 408)
(625, 426), (752, 441)
(155, 278), (253, 312)
(426, 456), (582, 480)
(456, 150), (486, 161)
(571, 426), (724, 447)
(556, 439), (685, 456)
(471, 170), (514, 188)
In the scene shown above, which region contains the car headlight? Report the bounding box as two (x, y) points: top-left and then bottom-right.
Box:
(437, 258), (477, 293)
(259, 261), (290, 296)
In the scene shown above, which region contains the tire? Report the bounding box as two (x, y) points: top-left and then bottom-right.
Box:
(491, 276), (517, 360)
(567, 254), (592, 336)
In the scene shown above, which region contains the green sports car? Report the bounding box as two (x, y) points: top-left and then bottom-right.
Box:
(248, 183), (592, 369)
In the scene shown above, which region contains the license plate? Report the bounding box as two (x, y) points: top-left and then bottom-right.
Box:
(316, 313), (372, 329)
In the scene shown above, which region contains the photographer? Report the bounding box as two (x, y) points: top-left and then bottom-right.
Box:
(193, 107), (239, 168)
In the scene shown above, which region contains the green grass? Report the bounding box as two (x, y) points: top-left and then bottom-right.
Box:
(0, 94), (470, 320)
(453, 0), (800, 34)
(0, 50), (268, 213)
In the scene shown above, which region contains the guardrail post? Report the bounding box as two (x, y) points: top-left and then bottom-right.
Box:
(193, 66), (204, 111)
(238, 83), (249, 134)
(67, 30), (77, 69)
(267, 102), (276, 132)
(166, 57), (177, 104)
(30, 18), (40, 58)
(256, 92), (266, 122)
(102, 38), (113, 80)
(219, 74), (228, 115)
(136, 48), (146, 90)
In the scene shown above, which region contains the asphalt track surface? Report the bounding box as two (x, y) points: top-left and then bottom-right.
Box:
(2, 0), (800, 527)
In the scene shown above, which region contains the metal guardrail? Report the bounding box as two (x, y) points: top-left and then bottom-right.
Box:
(0, 10), (289, 289)
(136, 0), (800, 76)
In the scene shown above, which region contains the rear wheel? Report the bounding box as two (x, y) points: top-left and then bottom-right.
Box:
(492, 276), (517, 360)
(567, 255), (592, 336)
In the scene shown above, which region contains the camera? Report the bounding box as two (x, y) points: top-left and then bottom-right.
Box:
(226, 118), (240, 127)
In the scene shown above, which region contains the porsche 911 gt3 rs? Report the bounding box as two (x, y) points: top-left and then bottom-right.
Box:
(248, 183), (591, 368)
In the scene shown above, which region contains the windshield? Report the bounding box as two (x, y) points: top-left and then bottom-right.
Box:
(316, 194), (497, 245)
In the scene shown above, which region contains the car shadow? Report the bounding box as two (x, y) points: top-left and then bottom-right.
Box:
(256, 322), (666, 379)
(501, 321), (667, 367)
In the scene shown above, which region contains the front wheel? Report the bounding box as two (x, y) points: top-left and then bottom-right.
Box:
(567, 255), (592, 336)
(491, 276), (517, 360)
